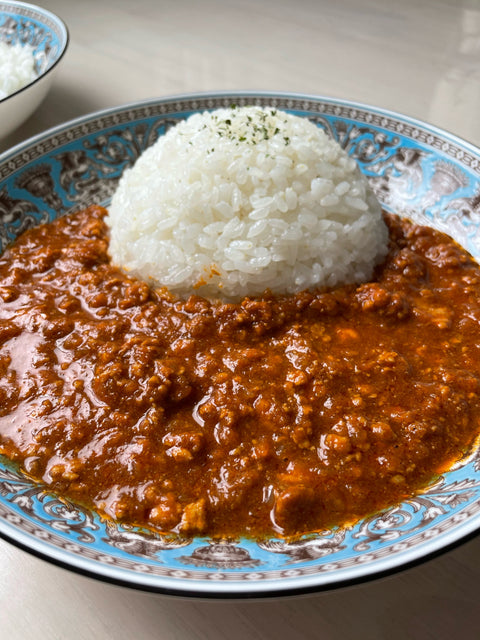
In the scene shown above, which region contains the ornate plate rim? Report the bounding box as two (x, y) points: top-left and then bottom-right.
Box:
(2, 502), (480, 598)
(1, 90), (480, 598)
(2, 89), (480, 165)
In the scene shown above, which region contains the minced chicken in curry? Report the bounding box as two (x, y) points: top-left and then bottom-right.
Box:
(0, 206), (479, 538)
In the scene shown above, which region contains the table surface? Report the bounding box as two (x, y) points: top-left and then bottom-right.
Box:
(1, 0), (480, 638)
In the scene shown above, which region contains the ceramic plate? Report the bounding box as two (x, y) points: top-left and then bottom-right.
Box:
(0, 92), (479, 598)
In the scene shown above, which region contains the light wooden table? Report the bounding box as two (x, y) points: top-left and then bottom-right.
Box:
(1, 1), (480, 638)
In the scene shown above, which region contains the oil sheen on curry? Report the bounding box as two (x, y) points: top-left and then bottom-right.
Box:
(0, 206), (479, 539)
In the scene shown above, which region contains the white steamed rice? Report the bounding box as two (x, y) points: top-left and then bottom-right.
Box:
(0, 42), (36, 100)
(107, 106), (389, 299)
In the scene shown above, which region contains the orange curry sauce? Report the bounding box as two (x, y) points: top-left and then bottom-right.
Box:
(0, 206), (479, 539)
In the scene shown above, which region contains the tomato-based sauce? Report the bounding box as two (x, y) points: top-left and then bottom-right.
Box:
(0, 206), (479, 539)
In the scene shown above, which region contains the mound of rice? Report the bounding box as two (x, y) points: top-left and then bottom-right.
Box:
(0, 42), (36, 100)
(107, 106), (388, 299)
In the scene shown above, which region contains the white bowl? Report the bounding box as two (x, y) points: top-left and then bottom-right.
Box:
(1, 92), (480, 598)
(0, 1), (68, 136)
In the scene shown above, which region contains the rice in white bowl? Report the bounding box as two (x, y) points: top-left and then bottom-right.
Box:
(0, 42), (36, 100)
(107, 106), (389, 299)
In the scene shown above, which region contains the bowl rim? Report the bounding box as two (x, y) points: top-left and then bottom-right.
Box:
(0, 0), (69, 104)
(1, 89), (480, 164)
(1, 506), (480, 599)
(0, 90), (480, 598)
